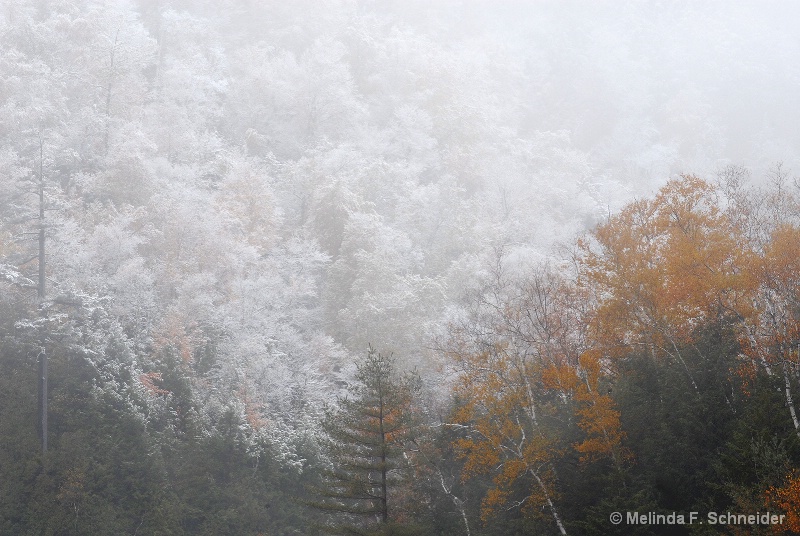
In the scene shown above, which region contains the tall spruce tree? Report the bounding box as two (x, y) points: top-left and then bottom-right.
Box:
(312, 347), (419, 535)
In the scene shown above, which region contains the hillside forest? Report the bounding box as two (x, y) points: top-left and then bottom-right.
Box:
(2, 1), (800, 535)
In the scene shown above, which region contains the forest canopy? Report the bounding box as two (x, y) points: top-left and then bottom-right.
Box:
(2, 1), (800, 534)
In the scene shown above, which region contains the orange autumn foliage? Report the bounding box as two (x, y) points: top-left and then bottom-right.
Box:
(767, 471), (800, 533)
(446, 175), (800, 528)
(153, 312), (202, 366)
(448, 323), (565, 522)
(139, 371), (170, 397)
(579, 175), (753, 358)
(740, 224), (800, 367)
(447, 263), (625, 530)
(237, 384), (269, 430)
(573, 349), (629, 465)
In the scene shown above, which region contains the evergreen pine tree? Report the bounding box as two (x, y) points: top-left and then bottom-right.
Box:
(311, 347), (419, 535)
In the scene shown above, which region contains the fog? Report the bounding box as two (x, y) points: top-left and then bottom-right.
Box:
(405, 0), (800, 183)
(2, 1), (800, 534)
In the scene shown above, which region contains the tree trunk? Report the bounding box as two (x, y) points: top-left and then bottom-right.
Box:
(37, 136), (47, 455)
(782, 361), (800, 441)
(379, 377), (388, 523)
(530, 469), (567, 535)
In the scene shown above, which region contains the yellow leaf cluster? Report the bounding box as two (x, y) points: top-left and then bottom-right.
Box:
(446, 174), (800, 526)
(581, 175), (753, 356)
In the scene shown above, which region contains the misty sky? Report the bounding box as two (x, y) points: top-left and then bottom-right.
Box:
(380, 0), (800, 188)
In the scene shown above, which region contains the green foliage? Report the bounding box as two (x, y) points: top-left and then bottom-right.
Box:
(0, 322), (313, 536)
(310, 347), (420, 535)
(546, 320), (800, 535)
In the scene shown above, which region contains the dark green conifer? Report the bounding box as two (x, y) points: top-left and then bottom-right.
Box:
(311, 347), (419, 535)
